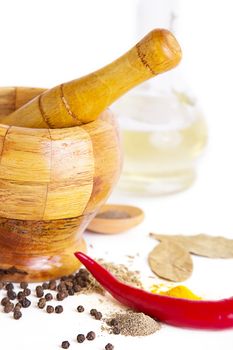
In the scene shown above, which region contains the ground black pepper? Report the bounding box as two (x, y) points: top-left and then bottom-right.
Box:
(77, 334), (85, 343)
(86, 331), (96, 341)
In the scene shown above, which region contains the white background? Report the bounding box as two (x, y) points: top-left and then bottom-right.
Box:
(0, 1), (233, 349)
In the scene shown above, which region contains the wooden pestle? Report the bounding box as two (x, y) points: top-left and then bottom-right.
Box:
(2, 29), (182, 128)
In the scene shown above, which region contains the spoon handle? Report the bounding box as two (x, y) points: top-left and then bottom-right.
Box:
(2, 29), (181, 128)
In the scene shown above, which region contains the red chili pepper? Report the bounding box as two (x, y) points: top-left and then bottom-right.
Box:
(74, 251), (233, 330)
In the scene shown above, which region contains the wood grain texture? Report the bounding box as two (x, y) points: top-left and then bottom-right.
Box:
(0, 87), (122, 281)
(1, 29), (181, 128)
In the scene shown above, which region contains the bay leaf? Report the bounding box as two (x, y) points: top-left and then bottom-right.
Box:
(148, 241), (193, 282)
(150, 233), (233, 258)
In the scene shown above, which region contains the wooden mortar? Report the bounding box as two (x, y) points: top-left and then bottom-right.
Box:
(0, 87), (122, 281)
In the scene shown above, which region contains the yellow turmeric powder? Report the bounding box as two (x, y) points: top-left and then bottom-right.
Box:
(151, 284), (202, 300)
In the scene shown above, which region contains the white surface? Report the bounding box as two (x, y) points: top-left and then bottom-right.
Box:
(0, 0), (233, 349)
(1, 158), (233, 349)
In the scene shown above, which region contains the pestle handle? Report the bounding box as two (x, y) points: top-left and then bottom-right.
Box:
(2, 29), (182, 128)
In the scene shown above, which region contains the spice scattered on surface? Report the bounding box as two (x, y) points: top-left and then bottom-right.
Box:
(55, 305), (63, 314)
(77, 334), (85, 343)
(105, 343), (114, 350)
(150, 233), (233, 258)
(13, 310), (22, 320)
(20, 282), (28, 289)
(77, 305), (84, 312)
(46, 305), (54, 313)
(61, 340), (70, 349)
(148, 241), (193, 282)
(105, 311), (160, 336)
(38, 298), (46, 309)
(21, 298), (31, 308)
(35, 286), (44, 298)
(150, 284), (202, 300)
(96, 210), (131, 219)
(85, 260), (143, 294)
(86, 331), (96, 341)
(45, 293), (53, 301)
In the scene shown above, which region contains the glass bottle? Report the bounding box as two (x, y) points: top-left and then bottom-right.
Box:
(111, 0), (207, 195)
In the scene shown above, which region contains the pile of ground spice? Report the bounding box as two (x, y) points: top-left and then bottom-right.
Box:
(84, 260), (143, 294)
(104, 311), (160, 336)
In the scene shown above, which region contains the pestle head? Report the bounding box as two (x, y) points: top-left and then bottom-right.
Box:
(136, 29), (182, 75)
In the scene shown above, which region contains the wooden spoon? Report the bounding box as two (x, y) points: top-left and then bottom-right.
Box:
(1, 29), (182, 128)
(87, 204), (144, 234)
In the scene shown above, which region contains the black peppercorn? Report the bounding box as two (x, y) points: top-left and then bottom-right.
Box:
(38, 298), (46, 309)
(90, 308), (98, 316)
(35, 286), (44, 298)
(23, 288), (31, 296)
(73, 284), (81, 292)
(21, 298), (31, 308)
(49, 280), (57, 290)
(112, 327), (120, 335)
(4, 302), (14, 313)
(77, 334), (85, 343)
(94, 311), (102, 320)
(46, 305), (54, 313)
(42, 282), (49, 290)
(45, 293), (53, 301)
(7, 289), (17, 300)
(19, 282), (28, 289)
(17, 291), (25, 301)
(5, 283), (14, 291)
(14, 303), (22, 311)
(68, 289), (74, 296)
(110, 318), (118, 327)
(105, 344), (114, 350)
(55, 305), (63, 314)
(61, 341), (70, 349)
(13, 310), (22, 320)
(77, 305), (84, 312)
(56, 291), (67, 301)
(1, 297), (10, 306)
(86, 331), (96, 341)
